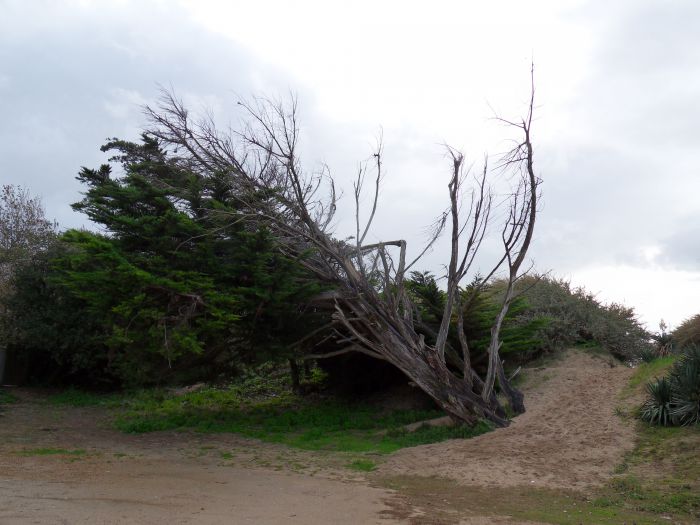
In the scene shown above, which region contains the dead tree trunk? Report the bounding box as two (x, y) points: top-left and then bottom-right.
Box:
(143, 70), (540, 427)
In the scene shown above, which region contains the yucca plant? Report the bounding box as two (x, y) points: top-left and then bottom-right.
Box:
(669, 345), (700, 426)
(641, 376), (674, 426)
(638, 346), (658, 363)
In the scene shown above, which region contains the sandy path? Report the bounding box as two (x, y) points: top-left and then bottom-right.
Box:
(0, 350), (636, 524)
(378, 350), (636, 491)
(0, 392), (399, 524)
(0, 460), (396, 524)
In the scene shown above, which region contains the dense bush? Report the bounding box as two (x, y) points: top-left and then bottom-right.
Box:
(641, 345), (700, 426)
(514, 276), (652, 360)
(3, 136), (326, 386)
(669, 345), (700, 425)
(406, 272), (548, 373)
(403, 273), (652, 378)
(672, 314), (700, 349)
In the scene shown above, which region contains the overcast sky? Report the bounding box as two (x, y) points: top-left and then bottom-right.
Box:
(2, 0), (699, 329)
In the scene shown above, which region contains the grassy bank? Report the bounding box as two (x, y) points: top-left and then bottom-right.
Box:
(603, 355), (700, 521)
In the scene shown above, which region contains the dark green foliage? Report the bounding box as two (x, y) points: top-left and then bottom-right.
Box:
(406, 272), (549, 372)
(51, 228), (240, 385)
(669, 346), (700, 426)
(464, 281), (550, 363)
(641, 346), (700, 427)
(638, 347), (659, 363)
(640, 377), (673, 426)
(5, 135), (324, 386)
(3, 244), (109, 383)
(514, 276), (652, 360)
(405, 273), (651, 379)
(672, 314), (700, 348)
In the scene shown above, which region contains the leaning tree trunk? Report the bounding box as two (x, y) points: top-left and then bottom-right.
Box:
(143, 73), (538, 428)
(326, 292), (511, 427)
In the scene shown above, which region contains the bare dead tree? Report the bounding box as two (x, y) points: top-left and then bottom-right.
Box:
(142, 74), (540, 427)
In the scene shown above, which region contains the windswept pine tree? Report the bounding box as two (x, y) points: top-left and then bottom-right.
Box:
(6, 136), (325, 385)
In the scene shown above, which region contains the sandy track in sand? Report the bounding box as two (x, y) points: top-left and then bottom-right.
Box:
(378, 351), (637, 491)
(0, 392), (398, 524)
(0, 459), (397, 524)
(0, 350), (636, 523)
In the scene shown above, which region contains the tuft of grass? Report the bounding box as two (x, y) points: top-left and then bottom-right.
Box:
(17, 447), (87, 457)
(48, 388), (120, 407)
(347, 459), (377, 472)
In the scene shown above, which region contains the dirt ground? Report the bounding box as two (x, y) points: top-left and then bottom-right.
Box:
(0, 350), (637, 524)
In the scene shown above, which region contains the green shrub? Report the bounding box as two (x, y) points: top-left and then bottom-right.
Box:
(672, 314), (700, 348)
(514, 276), (652, 360)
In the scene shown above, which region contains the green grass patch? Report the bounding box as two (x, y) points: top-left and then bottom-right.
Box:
(599, 473), (700, 517)
(599, 423), (700, 520)
(17, 447), (87, 456)
(599, 357), (700, 522)
(47, 388), (121, 407)
(114, 389), (492, 454)
(383, 476), (671, 525)
(44, 364), (493, 455)
(347, 459), (377, 472)
(622, 356), (676, 398)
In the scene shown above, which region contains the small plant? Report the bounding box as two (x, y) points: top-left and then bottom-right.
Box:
(640, 377), (673, 426)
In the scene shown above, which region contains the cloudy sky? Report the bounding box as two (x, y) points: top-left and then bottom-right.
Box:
(2, 0), (699, 329)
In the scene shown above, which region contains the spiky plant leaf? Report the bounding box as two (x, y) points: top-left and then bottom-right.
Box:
(641, 376), (674, 426)
(670, 345), (700, 426)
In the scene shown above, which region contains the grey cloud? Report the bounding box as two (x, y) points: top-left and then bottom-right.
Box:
(659, 222), (700, 271)
(0, 2), (293, 229)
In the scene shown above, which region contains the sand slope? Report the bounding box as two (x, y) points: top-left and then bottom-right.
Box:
(378, 350), (637, 491)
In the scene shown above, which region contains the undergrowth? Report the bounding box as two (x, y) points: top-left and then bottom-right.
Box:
(113, 389), (492, 453)
(46, 367), (492, 454)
